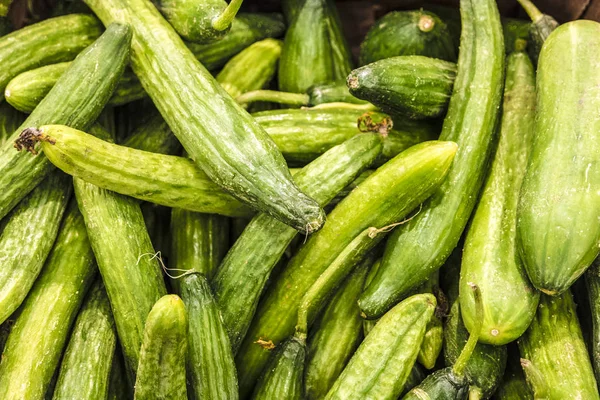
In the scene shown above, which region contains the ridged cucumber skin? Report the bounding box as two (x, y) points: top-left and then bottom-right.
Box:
(179, 274), (238, 400)
(324, 0), (353, 81)
(415, 272), (444, 370)
(0, 171), (71, 325)
(154, 0), (228, 44)
(325, 294), (435, 399)
(0, 204), (97, 400)
(517, 21), (600, 296)
(213, 134), (383, 352)
(304, 262), (370, 400)
(0, 23), (131, 221)
(518, 292), (600, 399)
(133, 295), (188, 400)
(586, 259), (600, 384)
(359, 10), (456, 66)
(235, 140), (458, 396)
(347, 56), (457, 119)
(459, 51), (539, 346)
(74, 178), (168, 377)
(359, 0), (505, 318)
(402, 368), (468, 400)
(217, 38), (282, 99)
(53, 281), (116, 400)
(84, 0), (325, 234)
(0, 102), (25, 146)
(252, 337), (306, 400)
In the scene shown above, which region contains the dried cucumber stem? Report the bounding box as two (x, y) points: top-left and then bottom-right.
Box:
(358, 112), (393, 136)
(14, 128), (55, 155)
(418, 14), (436, 33)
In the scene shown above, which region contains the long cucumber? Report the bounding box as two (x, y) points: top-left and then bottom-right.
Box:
(0, 102), (25, 146)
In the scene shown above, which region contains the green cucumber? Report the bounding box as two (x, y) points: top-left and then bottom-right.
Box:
(586, 258), (600, 384)
(347, 56), (457, 119)
(140, 203), (171, 260)
(121, 113), (181, 155)
(359, 0), (505, 319)
(416, 272), (444, 370)
(213, 133), (383, 352)
(362, 259), (381, 337)
(459, 49), (539, 346)
(0, 103), (25, 146)
(518, 292), (599, 399)
(217, 38), (282, 99)
(133, 295), (188, 400)
(0, 22), (131, 220)
(323, 0), (353, 80)
(325, 294), (435, 399)
(493, 345), (533, 400)
(108, 350), (132, 400)
(53, 281), (116, 400)
(84, 0), (325, 234)
(502, 18), (531, 54)
(235, 140), (457, 396)
(359, 10), (456, 66)
(0, 204), (97, 400)
(516, 0), (558, 65)
(517, 20), (600, 295)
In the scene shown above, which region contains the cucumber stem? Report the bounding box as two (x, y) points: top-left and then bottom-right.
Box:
(452, 283), (482, 377)
(516, 0), (544, 23)
(309, 102), (377, 111)
(212, 0), (245, 32)
(520, 358), (550, 398)
(236, 90), (309, 107)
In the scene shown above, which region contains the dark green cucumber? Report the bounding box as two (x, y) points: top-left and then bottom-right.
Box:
(85, 0), (324, 234)
(459, 50), (539, 346)
(0, 103), (25, 146)
(517, 21), (600, 296)
(179, 274), (238, 400)
(325, 294), (435, 399)
(108, 350), (132, 400)
(359, 10), (456, 66)
(493, 344), (533, 400)
(359, 0), (505, 319)
(133, 295), (188, 400)
(213, 134), (383, 352)
(347, 56), (457, 119)
(515, 0), (558, 65)
(586, 258), (600, 384)
(0, 319), (12, 355)
(502, 18), (531, 54)
(140, 203), (171, 261)
(235, 140), (457, 396)
(122, 113), (181, 155)
(0, 22), (131, 220)
(53, 281), (116, 400)
(323, 0), (353, 80)
(518, 292), (599, 399)
(0, 204), (97, 400)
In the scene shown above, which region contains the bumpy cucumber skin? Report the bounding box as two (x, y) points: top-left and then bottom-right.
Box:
(518, 292), (599, 399)
(133, 295), (188, 400)
(53, 281), (116, 400)
(517, 21), (600, 296)
(586, 259), (600, 385)
(359, 10), (456, 66)
(84, 0), (324, 234)
(460, 51), (539, 346)
(179, 274), (238, 400)
(325, 294), (435, 399)
(214, 134), (382, 352)
(235, 140), (457, 396)
(347, 56), (457, 119)
(0, 102), (24, 146)
(0, 23), (131, 221)
(155, 0), (228, 44)
(359, 0), (505, 319)
(0, 204), (96, 400)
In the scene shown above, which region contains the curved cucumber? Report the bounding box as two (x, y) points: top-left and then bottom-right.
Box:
(517, 21), (600, 295)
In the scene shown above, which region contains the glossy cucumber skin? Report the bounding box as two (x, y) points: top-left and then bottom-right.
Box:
(586, 259), (600, 384)
(518, 292), (599, 399)
(517, 21), (600, 295)
(154, 0), (228, 44)
(84, 0), (324, 234)
(235, 140), (458, 396)
(0, 102), (25, 146)
(359, 10), (456, 66)
(179, 274), (238, 400)
(0, 23), (131, 221)
(213, 134), (383, 352)
(0, 172), (71, 325)
(359, 0), (505, 318)
(217, 38), (282, 99)
(402, 368), (468, 400)
(252, 338), (305, 400)
(0, 204), (97, 400)
(347, 56), (457, 119)
(53, 281), (116, 400)
(324, 0), (353, 80)
(307, 81), (366, 105)
(133, 295), (188, 400)
(459, 51), (539, 345)
(325, 294), (435, 399)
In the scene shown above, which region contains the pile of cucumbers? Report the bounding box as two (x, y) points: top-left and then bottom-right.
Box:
(0, 0), (598, 398)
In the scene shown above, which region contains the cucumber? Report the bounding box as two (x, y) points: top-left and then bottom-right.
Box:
(493, 344), (533, 400)
(140, 203), (171, 262)
(502, 18), (531, 54)
(416, 271), (444, 370)
(517, 21), (600, 296)
(213, 133), (383, 352)
(53, 281), (116, 400)
(325, 294), (435, 399)
(0, 22), (131, 220)
(84, 0), (325, 234)
(359, 10), (456, 66)
(518, 292), (599, 399)
(108, 350), (132, 400)
(133, 295), (188, 400)
(323, 0), (353, 80)
(515, 0), (558, 65)
(359, 0), (505, 319)
(459, 49), (539, 346)
(235, 140), (458, 396)
(347, 56), (457, 119)
(0, 204), (97, 400)
(121, 113), (180, 155)
(0, 102), (25, 146)
(586, 258), (600, 384)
